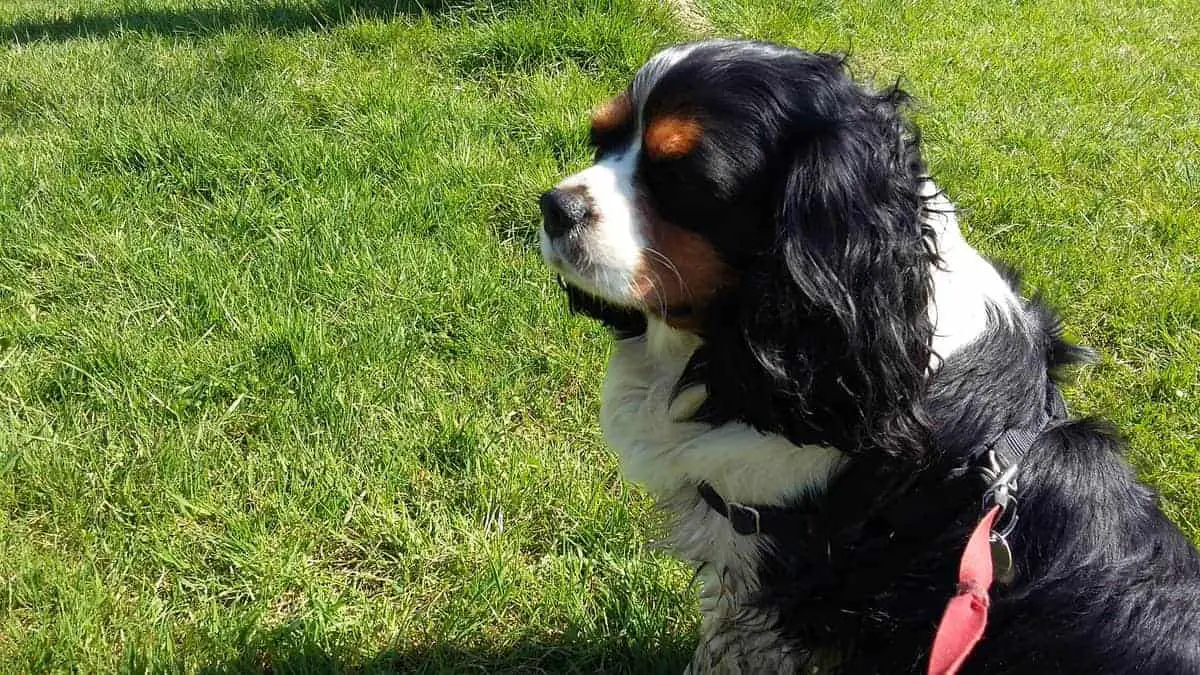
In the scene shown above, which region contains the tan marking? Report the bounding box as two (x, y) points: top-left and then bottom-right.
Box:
(644, 116), (703, 160)
(589, 91), (634, 136)
(632, 212), (730, 332)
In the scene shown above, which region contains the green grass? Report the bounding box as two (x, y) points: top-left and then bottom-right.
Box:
(0, 0), (1196, 672)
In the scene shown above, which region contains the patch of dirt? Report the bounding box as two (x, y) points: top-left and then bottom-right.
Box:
(658, 0), (713, 35)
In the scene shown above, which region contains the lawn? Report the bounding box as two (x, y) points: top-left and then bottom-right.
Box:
(0, 0), (1196, 672)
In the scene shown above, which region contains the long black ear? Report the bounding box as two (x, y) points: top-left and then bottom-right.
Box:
(687, 70), (936, 460)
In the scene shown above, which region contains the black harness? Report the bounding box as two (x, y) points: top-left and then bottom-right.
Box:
(697, 385), (1069, 541)
(697, 480), (785, 536)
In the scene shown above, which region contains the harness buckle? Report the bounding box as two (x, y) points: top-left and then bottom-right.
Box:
(981, 448), (1020, 512)
(980, 447), (1022, 584)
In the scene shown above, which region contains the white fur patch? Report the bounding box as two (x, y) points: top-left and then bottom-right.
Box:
(601, 319), (846, 506)
(922, 182), (1022, 364)
(600, 319), (841, 672)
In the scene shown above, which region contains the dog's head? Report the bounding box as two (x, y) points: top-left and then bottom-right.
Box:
(541, 40), (938, 458)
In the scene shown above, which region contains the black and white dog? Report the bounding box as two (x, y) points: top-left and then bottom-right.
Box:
(538, 40), (1200, 673)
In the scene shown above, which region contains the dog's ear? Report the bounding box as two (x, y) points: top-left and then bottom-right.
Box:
(687, 78), (936, 459)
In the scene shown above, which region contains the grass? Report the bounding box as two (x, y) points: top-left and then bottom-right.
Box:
(0, 0), (1196, 672)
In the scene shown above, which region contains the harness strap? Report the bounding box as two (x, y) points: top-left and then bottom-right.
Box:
(695, 387), (1068, 673)
(697, 481), (771, 535)
(927, 388), (1068, 674)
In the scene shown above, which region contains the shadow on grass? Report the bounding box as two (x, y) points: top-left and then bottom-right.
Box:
(199, 627), (692, 674)
(0, 0), (517, 45)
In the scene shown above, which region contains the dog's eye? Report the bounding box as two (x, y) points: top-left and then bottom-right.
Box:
(590, 124), (634, 158)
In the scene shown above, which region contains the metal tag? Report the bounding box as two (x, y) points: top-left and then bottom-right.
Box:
(990, 533), (1015, 584)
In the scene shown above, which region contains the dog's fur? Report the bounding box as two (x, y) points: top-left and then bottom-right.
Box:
(538, 39), (1200, 673)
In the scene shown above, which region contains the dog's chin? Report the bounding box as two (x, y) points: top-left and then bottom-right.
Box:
(542, 253), (641, 313)
(549, 261), (709, 336)
(540, 229), (647, 308)
(554, 278), (648, 338)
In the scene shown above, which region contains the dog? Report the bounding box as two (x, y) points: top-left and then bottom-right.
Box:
(538, 39), (1200, 674)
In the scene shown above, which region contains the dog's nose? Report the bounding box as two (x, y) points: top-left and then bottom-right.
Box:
(539, 188), (591, 239)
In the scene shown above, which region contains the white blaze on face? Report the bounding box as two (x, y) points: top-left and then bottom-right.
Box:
(540, 43), (702, 308)
(547, 138), (647, 302)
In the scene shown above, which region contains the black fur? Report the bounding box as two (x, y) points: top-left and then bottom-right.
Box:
(555, 40), (1200, 673)
(580, 44), (939, 459)
(675, 53), (936, 462)
(753, 301), (1200, 673)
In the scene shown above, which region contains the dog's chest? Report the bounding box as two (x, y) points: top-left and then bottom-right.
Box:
(598, 323), (845, 673)
(598, 324), (845, 506)
(598, 329), (706, 495)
